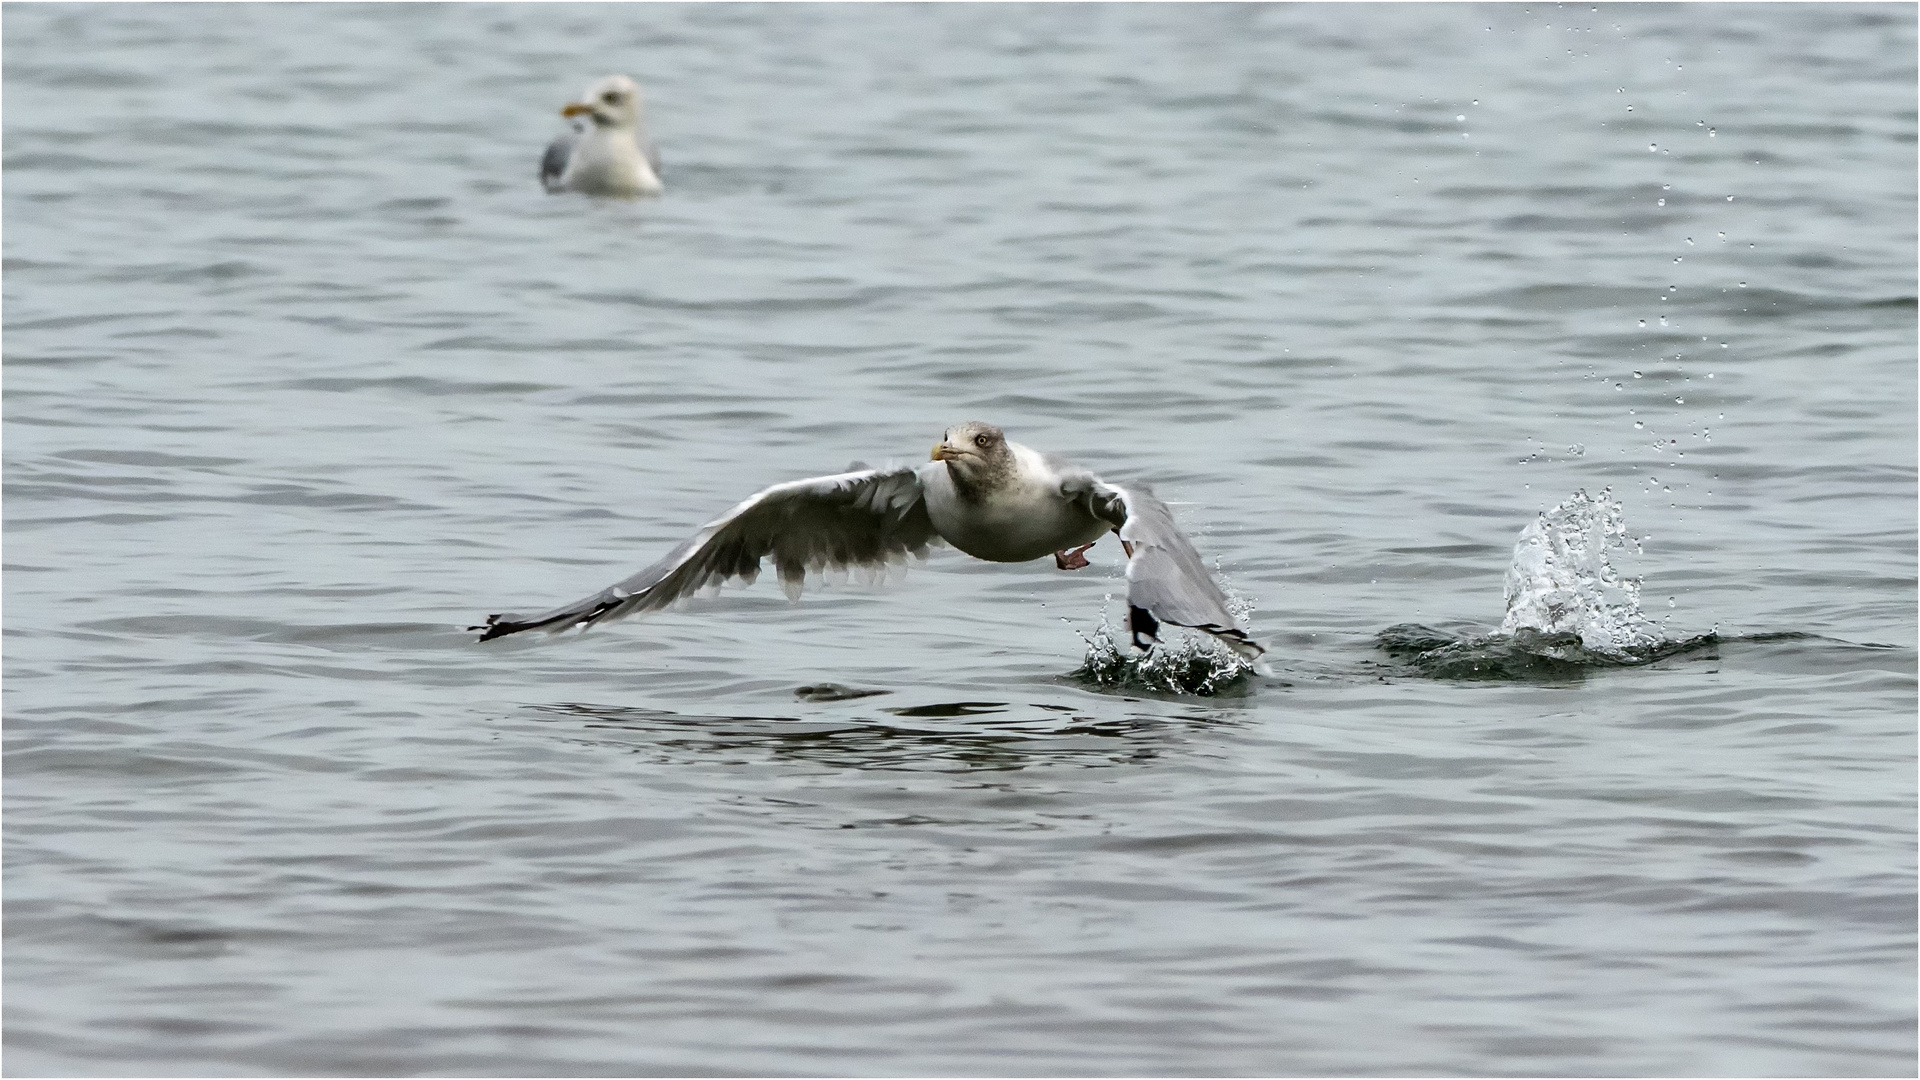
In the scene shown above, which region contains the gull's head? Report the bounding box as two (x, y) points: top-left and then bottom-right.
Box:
(931, 421), (1014, 484)
(561, 74), (643, 129)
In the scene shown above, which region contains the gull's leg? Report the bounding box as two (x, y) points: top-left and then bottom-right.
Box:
(1120, 539), (1135, 559)
(1054, 542), (1096, 570)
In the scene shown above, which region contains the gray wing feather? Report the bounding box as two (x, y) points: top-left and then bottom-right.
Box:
(1078, 479), (1265, 659)
(540, 132), (577, 192)
(476, 467), (937, 641)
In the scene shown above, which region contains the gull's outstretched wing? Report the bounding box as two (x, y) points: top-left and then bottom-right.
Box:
(1072, 478), (1265, 659)
(476, 467), (937, 642)
(540, 131), (578, 193)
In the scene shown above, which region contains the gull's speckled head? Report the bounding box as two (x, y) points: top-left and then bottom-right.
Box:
(931, 421), (1015, 492)
(562, 74), (643, 129)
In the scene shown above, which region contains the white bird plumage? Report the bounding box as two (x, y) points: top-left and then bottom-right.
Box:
(541, 74), (663, 197)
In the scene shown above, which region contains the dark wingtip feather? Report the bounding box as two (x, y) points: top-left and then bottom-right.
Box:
(474, 614), (520, 642)
(1128, 605), (1161, 650)
(1211, 627), (1267, 659)
(1129, 605), (1266, 660)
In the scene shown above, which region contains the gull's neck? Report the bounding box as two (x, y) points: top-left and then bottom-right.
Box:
(945, 444), (1023, 503)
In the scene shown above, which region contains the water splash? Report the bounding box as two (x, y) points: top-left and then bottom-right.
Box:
(1070, 597), (1256, 696)
(1377, 489), (1715, 679)
(1500, 487), (1658, 655)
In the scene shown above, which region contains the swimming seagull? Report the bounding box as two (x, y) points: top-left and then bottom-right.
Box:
(540, 74), (663, 197)
(475, 422), (1264, 658)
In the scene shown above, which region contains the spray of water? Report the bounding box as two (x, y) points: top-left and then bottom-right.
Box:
(1377, 487), (1715, 678)
(1500, 487), (1658, 656)
(1071, 595), (1257, 696)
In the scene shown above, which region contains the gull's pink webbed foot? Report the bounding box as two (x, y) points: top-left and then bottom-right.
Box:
(1054, 542), (1096, 570)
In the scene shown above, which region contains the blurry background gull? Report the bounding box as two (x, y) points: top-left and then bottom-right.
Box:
(540, 74), (663, 197)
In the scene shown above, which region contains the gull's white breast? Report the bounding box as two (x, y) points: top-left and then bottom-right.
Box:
(918, 445), (1108, 563)
(565, 129), (662, 196)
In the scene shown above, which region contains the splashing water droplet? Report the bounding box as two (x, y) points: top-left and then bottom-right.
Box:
(1074, 601), (1256, 695)
(1501, 489), (1656, 655)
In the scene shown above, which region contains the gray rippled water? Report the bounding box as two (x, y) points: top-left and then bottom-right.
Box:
(5, 4), (1914, 1076)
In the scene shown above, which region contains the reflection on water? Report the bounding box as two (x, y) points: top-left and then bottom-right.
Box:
(522, 699), (1193, 772)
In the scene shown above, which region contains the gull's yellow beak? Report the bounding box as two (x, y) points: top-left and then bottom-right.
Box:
(930, 443), (951, 462)
(561, 103), (594, 118)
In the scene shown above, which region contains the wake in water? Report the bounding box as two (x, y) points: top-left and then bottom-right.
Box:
(1378, 488), (1717, 679)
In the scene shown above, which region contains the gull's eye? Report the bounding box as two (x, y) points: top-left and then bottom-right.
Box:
(602, 91), (620, 104)
(974, 434), (990, 447)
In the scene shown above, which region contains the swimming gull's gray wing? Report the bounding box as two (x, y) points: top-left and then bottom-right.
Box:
(476, 466), (938, 641)
(1067, 475), (1265, 659)
(540, 130), (578, 193)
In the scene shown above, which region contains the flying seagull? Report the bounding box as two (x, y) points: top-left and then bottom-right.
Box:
(475, 422), (1264, 658)
(540, 74), (663, 197)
